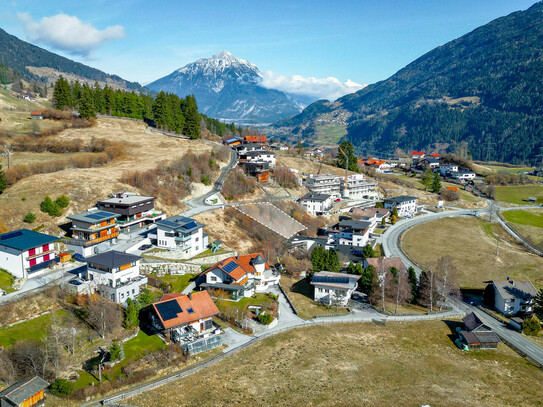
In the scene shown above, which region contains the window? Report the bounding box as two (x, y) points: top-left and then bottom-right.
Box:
(132, 289), (135, 294)
(111, 295), (115, 301)
(211, 276), (217, 282)
(121, 293), (124, 299)
(196, 246), (199, 251)
(195, 237), (199, 242)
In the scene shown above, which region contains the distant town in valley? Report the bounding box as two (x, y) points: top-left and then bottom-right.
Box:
(1, 2), (543, 406)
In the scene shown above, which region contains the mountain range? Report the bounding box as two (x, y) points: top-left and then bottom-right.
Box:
(0, 28), (146, 92)
(275, 2), (543, 165)
(147, 51), (314, 124)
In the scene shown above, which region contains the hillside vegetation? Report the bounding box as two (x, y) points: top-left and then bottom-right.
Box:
(277, 2), (543, 164)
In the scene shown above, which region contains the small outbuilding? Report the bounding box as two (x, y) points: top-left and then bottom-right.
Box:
(0, 376), (49, 407)
(457, 312), (500, 350)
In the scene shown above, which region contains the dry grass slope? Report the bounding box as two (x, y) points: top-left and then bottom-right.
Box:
(128, 321), (543, 407)
(402, 217), (543, 288)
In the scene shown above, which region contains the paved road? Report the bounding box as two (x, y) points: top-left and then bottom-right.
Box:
(182, 149), (238, 217)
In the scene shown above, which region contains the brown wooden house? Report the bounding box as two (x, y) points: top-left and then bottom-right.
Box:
(0, 376), (49, 407)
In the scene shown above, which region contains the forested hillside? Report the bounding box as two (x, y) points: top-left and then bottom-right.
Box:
(276, 2), (543, 164)
(51, 78), (242, 139)
(0, 28), (146, 92)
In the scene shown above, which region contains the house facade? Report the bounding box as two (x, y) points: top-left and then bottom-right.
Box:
(340, 174), (379, 200)
(449, 171), (476, 182)
(0, 229), (59, 279)
(458, 312), (500, 350)
(154, 216), (208, 258)
(311, 271), (360, 306)
(438, 165), (459, 176)
(198, 253), (280, 300)
(304, 174), (341, 199)
(96, 192), (166, 233)
(351, 207), (390, 224)
(489, 279), (538, 316)
(241, 161), (270, 182)
(85, 251), (147, 304)
(329, 219), (373, 247)
(300, 193), (333, 216)
(384, 196), (418, 217)
(238, 150), (276, 168)
(150, 291), (222, 354)
(65, 209), (120, 257)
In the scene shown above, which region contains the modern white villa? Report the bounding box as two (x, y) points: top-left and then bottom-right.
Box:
(299, 193), (333, 216)
(311, 271), (360, 306)
(384, 196), (418, 217)
(154, 215), (208, 258)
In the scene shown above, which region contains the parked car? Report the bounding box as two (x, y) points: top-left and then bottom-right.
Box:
(139, 244), (152, 250)
(334, 198), (341, 202)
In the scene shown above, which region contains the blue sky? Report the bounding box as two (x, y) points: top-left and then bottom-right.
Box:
(1, 0), (539, 98)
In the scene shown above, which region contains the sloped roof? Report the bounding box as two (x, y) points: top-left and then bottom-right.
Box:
(385, 196), (418, 204)
(85, 250), (141, 269)
(301, 193), (331, 202)
(462, 312), (490, 332)
(0, 229), (58, 251)
(67, 210), (119, 224)
(0, 376), (49, 405)
(204, 253), (269, 281)
(365, 257), (407, 272)
(461, 330), (500, 345)
(152, 291), (219, 329)
(351, 207), (390, 220)
(311, 271), (360, 290)
(492, 280), (538, 300)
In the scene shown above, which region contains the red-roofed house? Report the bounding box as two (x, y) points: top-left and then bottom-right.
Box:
(429, 153), (440, 158)
(197, 253), (280, 300)
(411, 151), (425, 159)
(358, 158), (390, 172)
(244, 134), (268, 144)
(150, 291), (223, 353)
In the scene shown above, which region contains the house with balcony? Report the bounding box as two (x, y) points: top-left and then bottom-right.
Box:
(340, 174), (380, 200)
(449, 170), (476, 183)
(85, 250), (147, 304)
(304, 174), (341, 200)
(235, 143), (267, 155)
(150, 291), (222, 354)
(96, 192), (166, 233)
(64, 209), (120, 257)
(351, 207), (390, 224)
(238, 150), (276, 169)
(0, 229), (59, 279)
(487, 279), (538, 316)
(311, 271), (360, 306)
(328, 219), (373, 247)
(154, 215), (208, 258)
(197, 253), (280, 300)
(300, 193), (332, 216)
(384, 196), (418, 217)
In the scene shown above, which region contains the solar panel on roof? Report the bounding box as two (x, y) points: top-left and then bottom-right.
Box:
(155, 300), (182, 321)
(222, 261), (238, 274)
(187, 307), (194, 314)
(183, 221), (197, 229)
(313, 276), (350, 285)
(0, 231), (23, 240)
(86, 214), (104, 220)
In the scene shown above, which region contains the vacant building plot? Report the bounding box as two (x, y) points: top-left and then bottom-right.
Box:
(235, 202), (306, 238)
(502, 209), (543, 251)
(403, 217), (543, 288)
(128, 320), (543, 407)
(494, 185), (543, 205)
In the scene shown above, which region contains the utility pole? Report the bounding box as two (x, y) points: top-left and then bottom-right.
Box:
(496, 237), (500, 256)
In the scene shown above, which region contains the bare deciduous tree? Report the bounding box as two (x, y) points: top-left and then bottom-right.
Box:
(435, 255), (459, 310)
(86, 295), (122, 339)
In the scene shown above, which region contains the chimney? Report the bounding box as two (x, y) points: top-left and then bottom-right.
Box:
(187, 292), (192, 300)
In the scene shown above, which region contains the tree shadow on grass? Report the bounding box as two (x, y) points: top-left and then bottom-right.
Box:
(290, 277), (314, 300)
(442, 319), (463, 345)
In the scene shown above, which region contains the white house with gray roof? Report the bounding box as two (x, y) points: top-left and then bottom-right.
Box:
(490, 279), (538, 316)
(311, 271), (360, 306)
(154, 215), (208, 258)
(85, 250), (147, 304)
(300, 193), (333, 216)
(384, 196), (418, 217)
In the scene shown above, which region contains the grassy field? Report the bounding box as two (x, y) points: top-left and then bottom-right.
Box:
(0, 310), (68, 347)
(215, 293), (276, 318)
(128, 320), (543, 407)
(502, 209), (543, 228)
(280, 275), (348, 319)
(315, 122), (347, 146)
(0, 269), (15, 293)
(158, 274), (197, 293)
(402, 217), (543, 289)
(494, 185), (543, 205)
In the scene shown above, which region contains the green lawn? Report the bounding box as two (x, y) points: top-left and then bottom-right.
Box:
(159, 274), (197, 293)
(0, 269), (15, 293)
(502, 209), (543, 228)
(494, 185), (543, 205)
(0, 310), (68, 347)
(215, 293), (276, 318)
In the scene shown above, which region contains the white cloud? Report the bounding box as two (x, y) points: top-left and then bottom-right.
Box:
(260, 71), (366, 101)
(17, 12), (125, 57)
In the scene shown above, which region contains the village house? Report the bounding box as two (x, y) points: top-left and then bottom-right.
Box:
(449, 170), (476, 183)
(419, 156), (440, 169)
(241, 161), (270, 182)
(0, 376), (49, 407)
(438, 164), (459, 177)
(154, 215), (208, 258)
(235, 143), (266, 155)
(30, 110), (43, 120)
(384, 196), (418, 217)
(243, 134), (268, 144)
(238, 149), (276, 168)
(351, 207), (390, 224)
(311, 271), (360, 306)
(340, 174), (380, 200)
(64, 209), (120, 257)
(96, 192), (165, 233)
(299, 193), (333, 216)
(0, 229), (59, 279)
(458, 312), (500, 350)
(411, 151), (425, 160)
(305, 147), (325, 160)
(328, 219), (373, 247)
(85, 250), (147, 304)
(197, 253), (280, 300)
(304, 174), (341, 199)
(359, 158), (391, 172)
(150, 291), (223, 354)
(487, 279), (538, 316)
(222, 136), (242, 146)
(269, 142), (289, 151)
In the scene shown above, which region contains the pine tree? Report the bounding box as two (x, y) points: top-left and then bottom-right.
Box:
(431, 172), (442, 193)
(337, 140), (358, 172)
(152, 91), (170, 129)
(327, 250), (340, 272)
(53, 77), (72, 110)
(311, 246), (326, 272)
(421, 168), (434, 191)
(407, 266), (418, 302)
(360, 266), (374, 294)
(123, 298), (140, 329)
(183, 95), (201, 139)
(534, 289), (543, 319)
(79, 86), (96, 119)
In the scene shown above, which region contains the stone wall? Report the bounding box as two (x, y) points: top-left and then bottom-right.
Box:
(140, 262), (201, 276)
